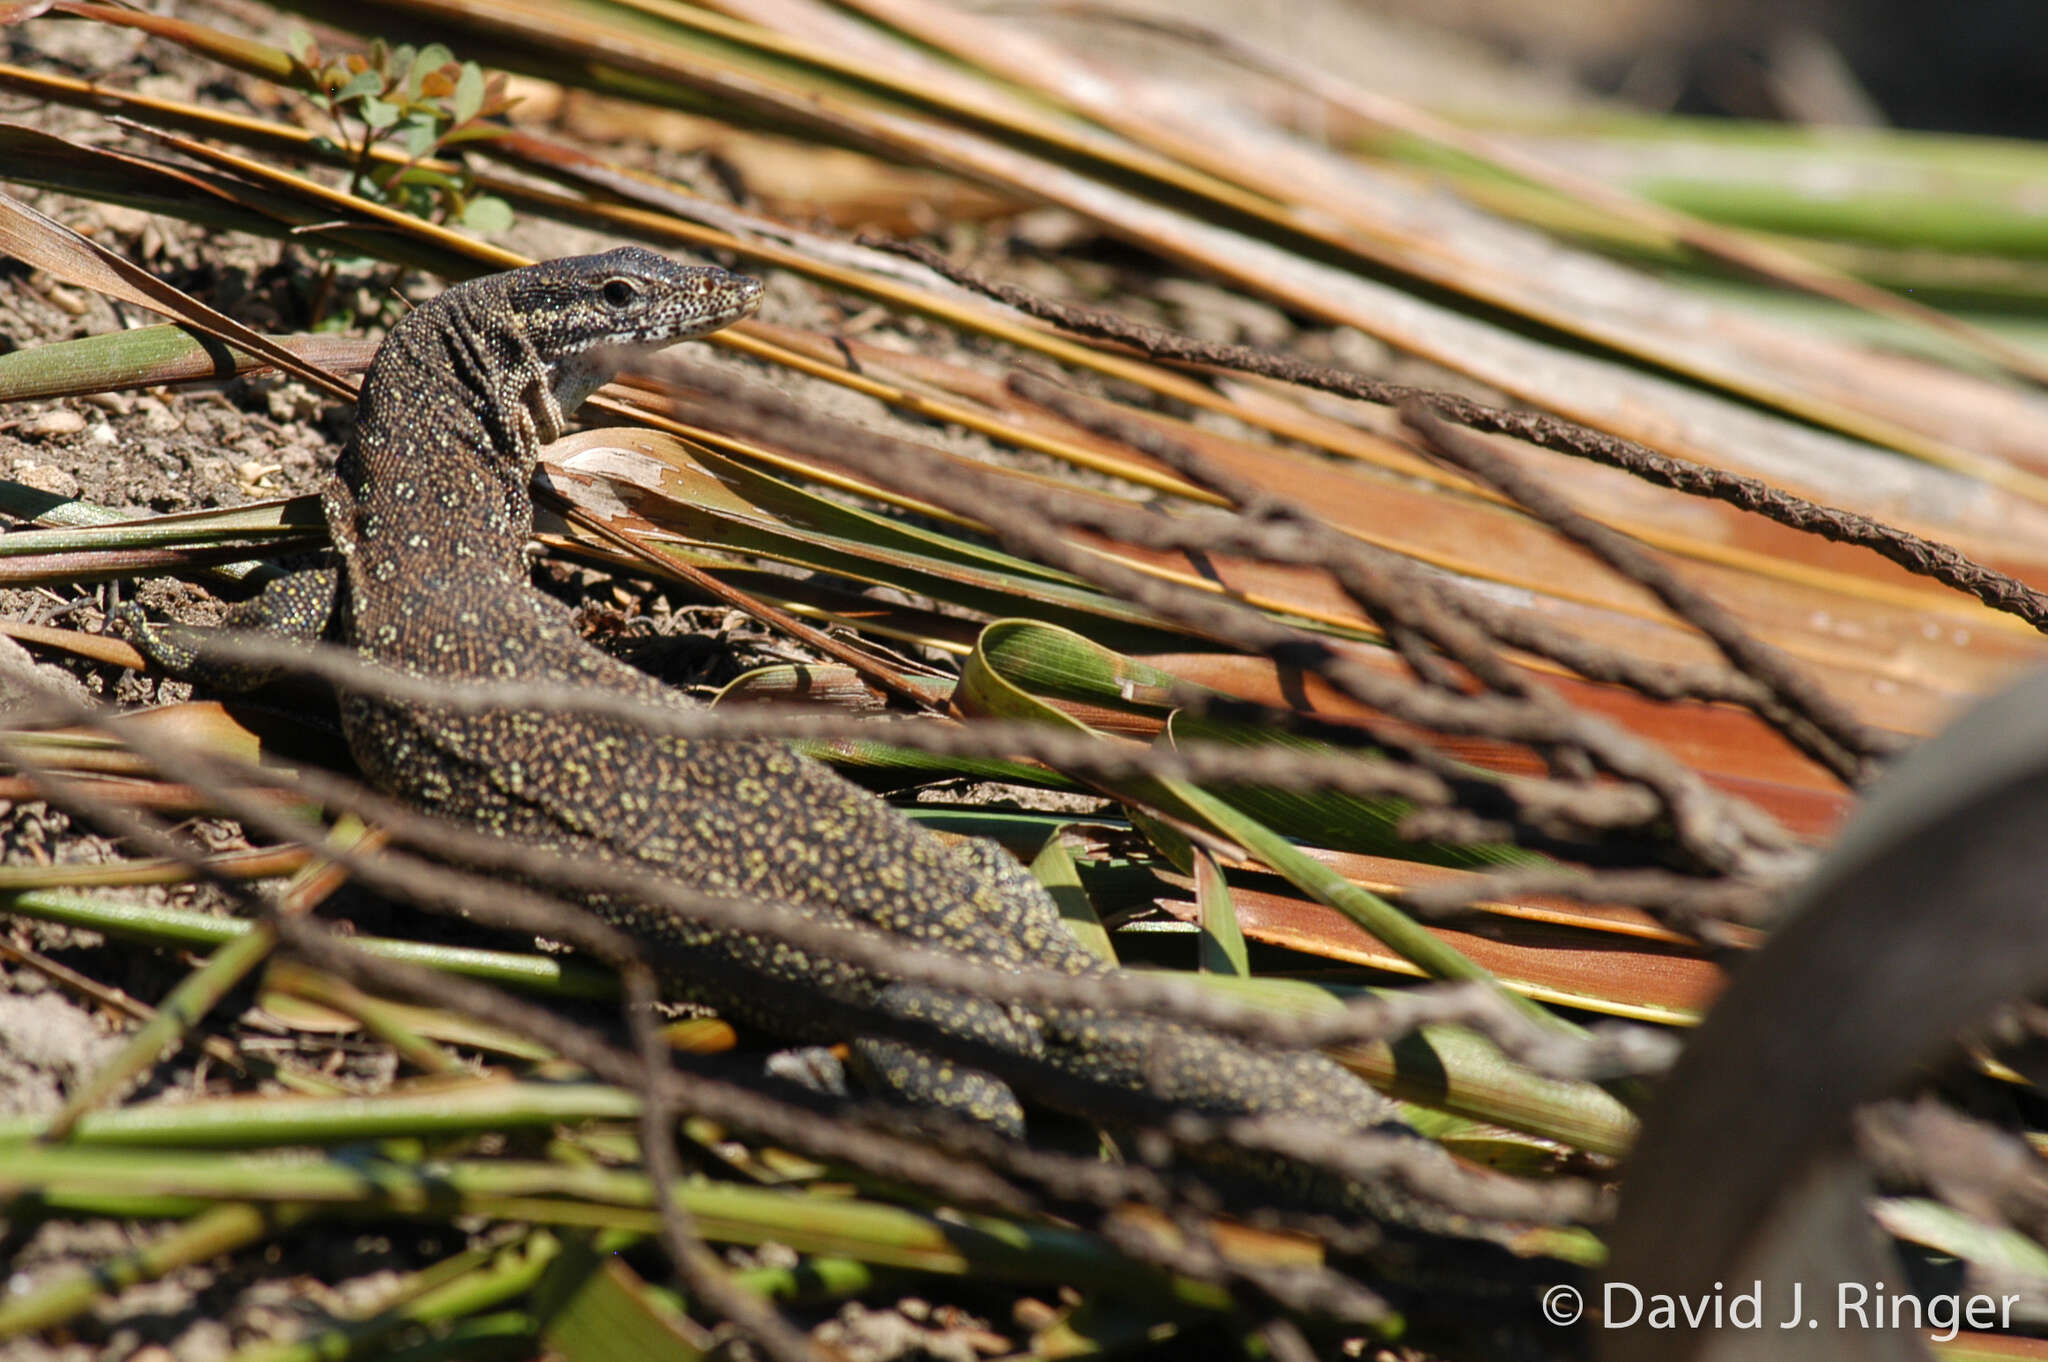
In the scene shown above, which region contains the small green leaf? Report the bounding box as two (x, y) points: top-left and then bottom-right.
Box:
(453, 62), (486, 125)
(399, 112), (439, 158)
(357, 95), (399, 130)
(460, 194), (513, 235)
(407, 42), (453, 97)
(335, 69), (381, 104)
(285, 26), (315, 64)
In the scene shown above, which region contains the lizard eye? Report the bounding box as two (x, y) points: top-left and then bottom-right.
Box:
(601, 278), (637, 307)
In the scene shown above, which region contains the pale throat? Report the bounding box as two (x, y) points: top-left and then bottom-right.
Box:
(502, 343), (648, 473)
(543, 339), (678, 420)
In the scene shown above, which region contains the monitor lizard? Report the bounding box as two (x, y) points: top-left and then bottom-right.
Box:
(126, 247), (1481, 1233)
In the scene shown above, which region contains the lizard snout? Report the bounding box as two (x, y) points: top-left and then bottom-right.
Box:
(703, 268), (764, 324)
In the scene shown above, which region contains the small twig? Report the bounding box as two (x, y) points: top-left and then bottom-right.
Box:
(1855, 1098), (2048, 1247)
(870, 236), (2048, 635)
(1404, 407), (1901, 788)
(100, 604), (1799, 874)
(9, 674), (1684, 1084)
(552, 497), (937, 713)
(1166, 1109), (1610, 1225)
(0, 670), (1036, 1220)
(92, 626), (1457, 806)
(1002, 374), (1774, 712)
(146, 723), (1686, 1081)
(625, 966), (827, 1362)
(655, 360), (1803, 878)
(1100, 1215), (1389, 1327)
(1012, 375), (1535, 701)
(1394, 866), (1777, 941)
(270, 912), (1038, 1208)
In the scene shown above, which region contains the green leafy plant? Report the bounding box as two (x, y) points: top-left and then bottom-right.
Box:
(284, 28), (516, 237)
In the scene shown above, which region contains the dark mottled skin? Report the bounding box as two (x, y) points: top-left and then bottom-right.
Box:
(134, 249), (1449, 1222)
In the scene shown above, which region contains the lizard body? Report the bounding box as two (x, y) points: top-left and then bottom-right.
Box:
(134, 249), (1446, 1219)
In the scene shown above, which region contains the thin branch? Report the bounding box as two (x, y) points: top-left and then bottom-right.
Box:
(553, 497), (937, 713)
(870, 236), (2048, 635)
(1405, 407), (1901, 787)
(624, 964), (828, 1362)
(13, 689), (1678, 1082)
(653, 360), (1805, 878)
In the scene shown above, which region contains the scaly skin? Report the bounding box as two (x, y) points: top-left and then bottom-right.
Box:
(132, 248), (1460, 1227)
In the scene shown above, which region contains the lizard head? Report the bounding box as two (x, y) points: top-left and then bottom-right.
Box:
(505, 246), (764, 413)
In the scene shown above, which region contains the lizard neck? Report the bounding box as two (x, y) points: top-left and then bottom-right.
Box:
(335, 290), (564, 591)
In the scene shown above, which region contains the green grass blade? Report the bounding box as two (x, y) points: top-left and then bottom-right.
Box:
(958, 619), (1558, 1029)
(1031, 830), (1117, 966)
(1, 891), (621, 999)
(0, 1201), (319, 1341)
